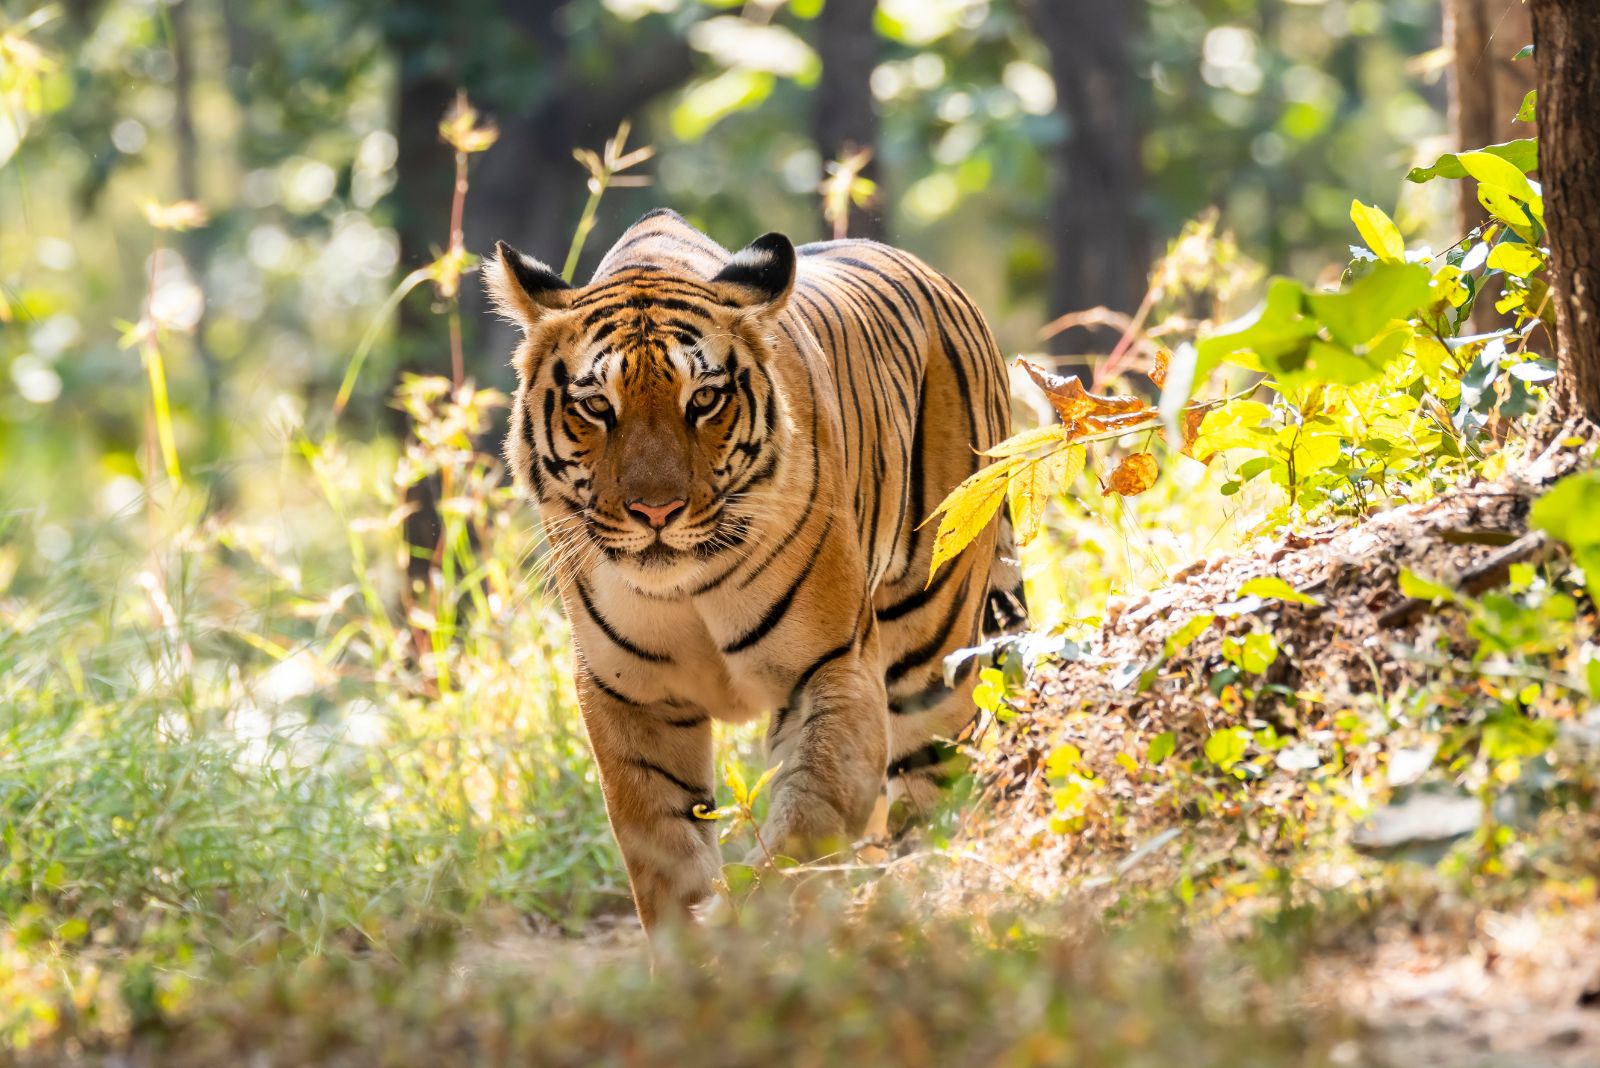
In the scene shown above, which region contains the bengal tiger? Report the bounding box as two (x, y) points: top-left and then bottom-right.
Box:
(487, 209), (1024, 931)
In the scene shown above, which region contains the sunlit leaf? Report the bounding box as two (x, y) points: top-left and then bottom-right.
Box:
(1305, 263), (1432, 351)
(1104, 452), (1158, 496)
(1236, 576), (1323, 607)
(1008, 444), (1084, 545)
(438, 93), (499, 154)
(141, 200), (210, 232)
(1515, 90), (1537, 123)
(1191, 400), (1272, 460)
(723, 758), (749, 808)
(924, 458), (1016, 584)
(1204, 727), (1251, 771)
(1486, 243), (1544, 278)
(1398, 569), (1460, 604)
(1195, 277), (1317, 380)
(1406, 139), (1539, 184)
(1459, 150), (1542, 213)
(1018, 359), (1151, 425)
(982, 422), (1066, 458)
(1350, 200), (1405, 262)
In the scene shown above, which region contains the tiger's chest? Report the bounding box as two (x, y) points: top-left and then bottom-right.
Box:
(567, 566), (796, 723)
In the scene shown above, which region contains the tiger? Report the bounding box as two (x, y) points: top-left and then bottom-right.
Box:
(487, 208), (1024, 932)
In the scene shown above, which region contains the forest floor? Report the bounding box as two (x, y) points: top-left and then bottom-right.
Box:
(13, 450), (1600, 1066)
(952, 449), (1600, 1066)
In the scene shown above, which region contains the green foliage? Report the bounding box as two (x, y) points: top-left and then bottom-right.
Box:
(1531, 470), (1600, 599)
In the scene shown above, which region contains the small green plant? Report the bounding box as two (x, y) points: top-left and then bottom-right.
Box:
(927, 134), (1552, 577)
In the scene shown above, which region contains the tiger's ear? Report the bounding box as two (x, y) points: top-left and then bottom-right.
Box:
(710, 232), (796, 314)
(486, 240), (573, 331)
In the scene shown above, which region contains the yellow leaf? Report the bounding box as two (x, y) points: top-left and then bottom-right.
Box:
(1486, 243), (1545, 278)
(749, 761), (782, 803)
(924, 458), (1016, 584)
(1350, 200), (1405, 262)
(982, 422), (1066, 458)
(723, 758), (749, 808)
(1008, 443), (1085, 545)
(438, 93), (499, 154)
(1191, 400), (1273, 460)
(1105, 452), (1159, 496)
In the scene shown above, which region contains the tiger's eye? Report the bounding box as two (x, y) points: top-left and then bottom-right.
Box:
(691, 386), (720, 408)
(581, 396), (612, 417)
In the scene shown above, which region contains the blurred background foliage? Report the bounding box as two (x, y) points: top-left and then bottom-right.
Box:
(1, 0), (1459, 522)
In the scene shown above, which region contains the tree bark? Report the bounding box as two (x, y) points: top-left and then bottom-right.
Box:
(1446, 0), (1538, 336)
(1031, 0), (1147, 364)
(1531, 0), (1600, 423)
(814, 0), (884, 241)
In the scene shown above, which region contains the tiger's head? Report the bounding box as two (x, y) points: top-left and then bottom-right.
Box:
(489, 231), (797, 593)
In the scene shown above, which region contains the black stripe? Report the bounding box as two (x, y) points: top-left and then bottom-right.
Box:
(887, 740), (959, 778)
(721, 514), (835, 654)
(574, 579), (671, 663)
(887, 578), (972, 684)
(631, 757), (709, 798)
(580, 669), (644, 707)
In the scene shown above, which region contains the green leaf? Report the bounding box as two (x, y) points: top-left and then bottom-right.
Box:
(1515, 90), (1537, 123)
(1195, 277), (1316, 380)
(1350, 200), (1405, 262)
(1406, 139), (1539, 184)
(1204, 727), (1251, 771)
(1482, 712), (1555, 763)
(1530, 470), (1600, 554)
(1224, 630), (1279, 674)
(1147, 731), (1176, 767)
(1165, 612), (1216, 656)
(1237, 576), (1324, 607)
(1514, 44), (1533, 61)
(1398, 569), (1460, 604)
(1306, 263), (1433, 350)
(670, 69), (776, 141)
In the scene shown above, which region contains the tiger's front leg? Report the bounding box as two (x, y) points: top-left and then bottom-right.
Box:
(759, 648), (889, 861)
(578, 679), (720, 933)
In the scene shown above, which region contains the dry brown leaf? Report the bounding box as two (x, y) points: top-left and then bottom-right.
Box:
(1181, 408), (1208, 459)
(1150, 348), (1170, 388)
(1019, 358), (1151, 424)
(1105, 452), (1159, 496)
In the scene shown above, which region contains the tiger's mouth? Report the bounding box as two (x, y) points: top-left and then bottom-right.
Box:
(585, 504), (755, 567)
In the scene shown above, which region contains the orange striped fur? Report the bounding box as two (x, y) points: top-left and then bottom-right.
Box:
(487, 209), (1023, 931)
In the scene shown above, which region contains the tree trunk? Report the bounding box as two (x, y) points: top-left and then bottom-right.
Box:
(1446, 0), (1538, 335)
(814, 0), (884, 241)
(1031, 0), (1147, 365)
(1531, 0), (1600, 423)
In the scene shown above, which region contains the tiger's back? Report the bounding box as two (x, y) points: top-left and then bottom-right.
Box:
(491, 209), (1022, 929)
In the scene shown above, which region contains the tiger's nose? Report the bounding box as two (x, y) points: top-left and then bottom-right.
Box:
(627, 498), (686, 529)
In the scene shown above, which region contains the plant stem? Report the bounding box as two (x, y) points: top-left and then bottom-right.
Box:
(562, 184), (605, 284)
